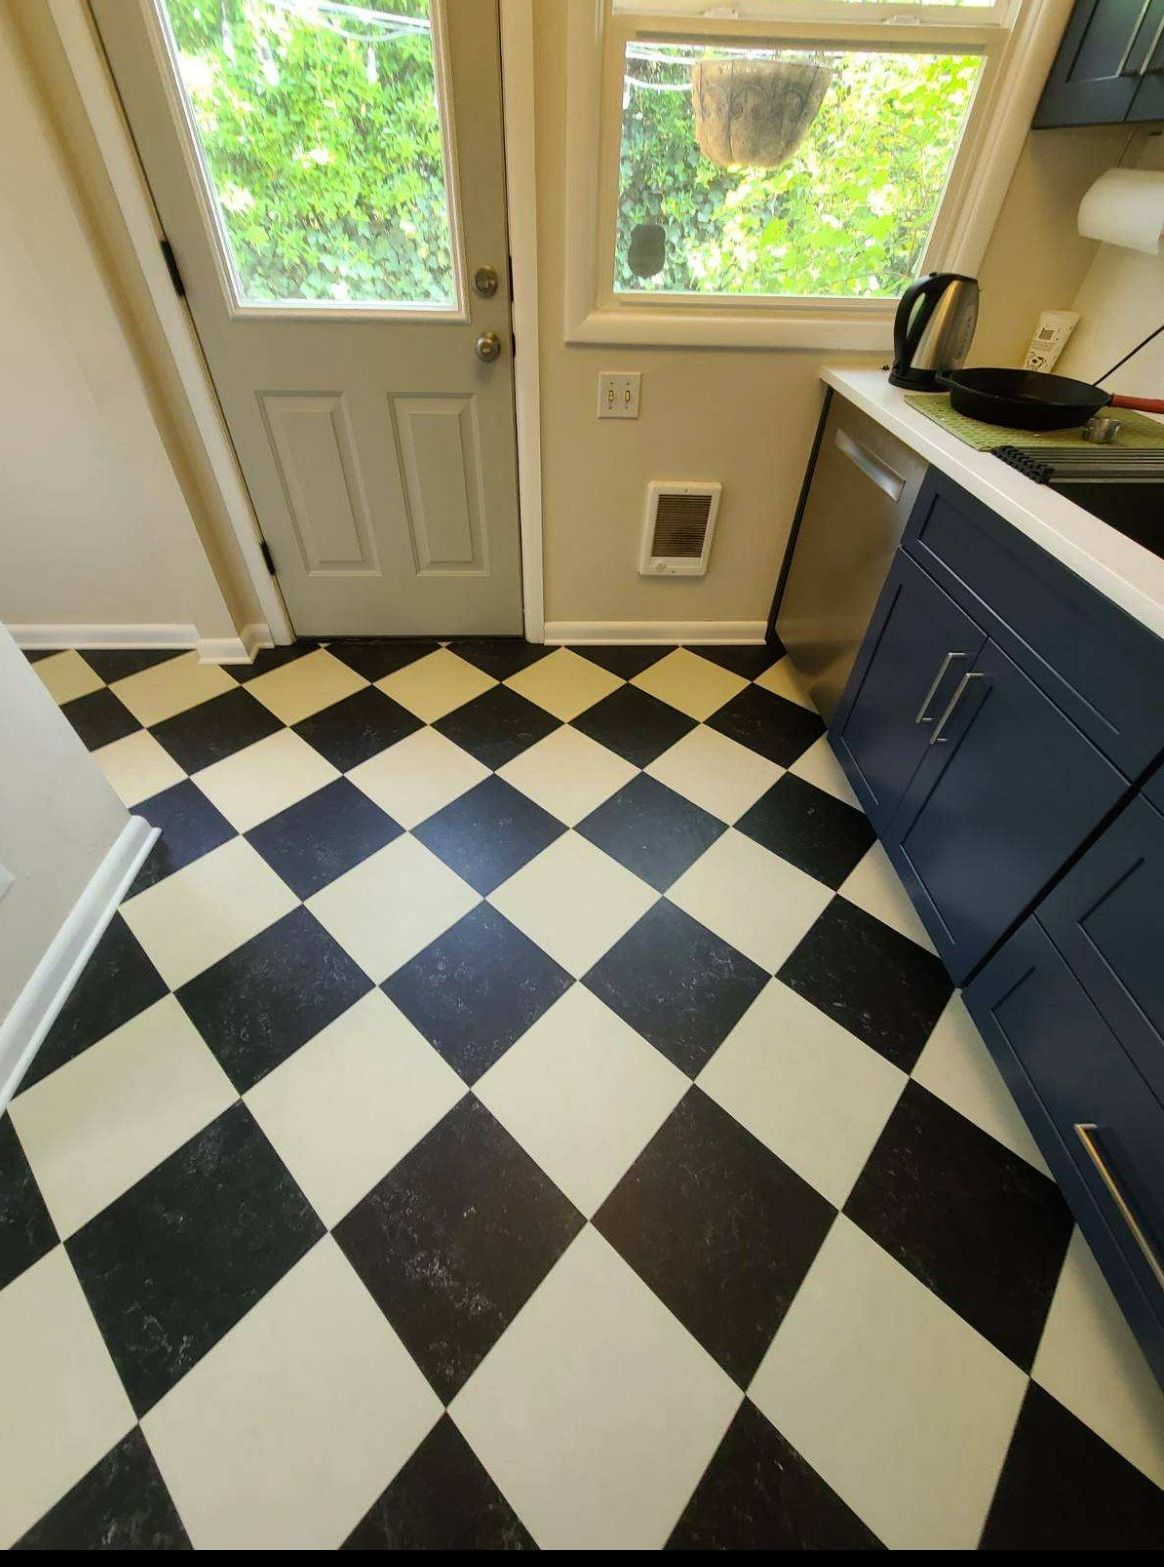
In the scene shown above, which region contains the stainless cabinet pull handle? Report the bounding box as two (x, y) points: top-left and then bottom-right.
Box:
(1118, 1), (1154, 74)
(1075, 1123), (1164, 1291)
(834, 428), (906, 503)
(929, 670), (984, 745)
(915, 651), (966, 725)
(1137, 12), (1164, 73)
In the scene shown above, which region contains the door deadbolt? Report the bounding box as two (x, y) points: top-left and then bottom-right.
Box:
(473, 264), (500, 298)
(475, 330), (502, 363)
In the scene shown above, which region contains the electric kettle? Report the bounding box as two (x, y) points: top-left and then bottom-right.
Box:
(889, 272), (979, 390)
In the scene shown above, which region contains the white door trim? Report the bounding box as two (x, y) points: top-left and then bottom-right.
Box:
(45, 0), (545, 648)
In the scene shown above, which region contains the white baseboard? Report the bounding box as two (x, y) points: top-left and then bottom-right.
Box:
(544, 620), (768, 645)
(198, 623), (272, 665)
(0, 817), (159, 1111)
(9, 623), (273, 666)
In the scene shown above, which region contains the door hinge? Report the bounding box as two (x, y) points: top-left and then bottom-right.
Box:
(259, 539), (276, 575)
(160, 236), (186, 298)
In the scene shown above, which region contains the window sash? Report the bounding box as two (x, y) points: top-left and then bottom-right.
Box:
(612, 1), (1018, 25)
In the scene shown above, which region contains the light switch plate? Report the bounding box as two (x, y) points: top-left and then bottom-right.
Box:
(598, 372), (641, 419)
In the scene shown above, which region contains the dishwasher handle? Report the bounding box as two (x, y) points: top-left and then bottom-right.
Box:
(834, 427), (907, 503)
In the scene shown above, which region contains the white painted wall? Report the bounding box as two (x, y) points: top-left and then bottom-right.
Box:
(0, 625), (129, 1026)
(0, 5), (239, 645)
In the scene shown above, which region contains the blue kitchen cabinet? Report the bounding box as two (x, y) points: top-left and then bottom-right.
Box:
(1034, 0), (1164, 128)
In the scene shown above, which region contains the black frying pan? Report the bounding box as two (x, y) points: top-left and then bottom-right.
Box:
(936, 367), (1164, 432)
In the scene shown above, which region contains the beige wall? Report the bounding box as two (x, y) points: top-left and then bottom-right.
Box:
(0, 624), (129, 1028)
(0, 4), (244, 643)
(532, 0), (1134, 633)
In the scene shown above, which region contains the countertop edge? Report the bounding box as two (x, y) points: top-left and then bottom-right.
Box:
(822, 368), (1164, 641)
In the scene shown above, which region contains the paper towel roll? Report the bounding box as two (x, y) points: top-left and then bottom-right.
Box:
(1078, 168), (1164, 256)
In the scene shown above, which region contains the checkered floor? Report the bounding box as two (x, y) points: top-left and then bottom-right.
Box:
(4, 638), (1164, 1549)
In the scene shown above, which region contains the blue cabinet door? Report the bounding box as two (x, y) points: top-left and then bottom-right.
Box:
(1037, 793), (1164, 1104)
(831, 552), (984, 834)
(1034, 0), (1164, 128)
(882, 637), (1126, 981)
(964, 917), (1164, 1388)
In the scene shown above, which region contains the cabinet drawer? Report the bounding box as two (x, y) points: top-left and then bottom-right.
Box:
(964, 918), (1164, 1384)
(903, 470), (1164, 777)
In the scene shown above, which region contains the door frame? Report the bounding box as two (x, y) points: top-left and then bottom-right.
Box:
(45, 0), (545, 647)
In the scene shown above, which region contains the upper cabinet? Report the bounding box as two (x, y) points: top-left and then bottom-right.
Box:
(1034, 0), (1164, 128)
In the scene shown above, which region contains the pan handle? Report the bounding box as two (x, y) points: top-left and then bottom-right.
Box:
(1110, 395), (1164, 414)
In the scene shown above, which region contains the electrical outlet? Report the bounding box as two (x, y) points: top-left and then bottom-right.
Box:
(598, 372), (641, 419)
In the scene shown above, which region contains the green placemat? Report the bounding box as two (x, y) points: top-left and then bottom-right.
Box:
(903, 391), (1164, 450)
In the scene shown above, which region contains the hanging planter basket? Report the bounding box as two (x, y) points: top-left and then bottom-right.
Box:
(691, 57), (832, 170)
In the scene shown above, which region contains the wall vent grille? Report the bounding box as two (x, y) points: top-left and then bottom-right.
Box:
(640, 481), (721, 577)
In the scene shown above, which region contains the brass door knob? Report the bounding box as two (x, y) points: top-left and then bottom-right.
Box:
(475, 330), (502, 363)
(473, 264), (500, 298)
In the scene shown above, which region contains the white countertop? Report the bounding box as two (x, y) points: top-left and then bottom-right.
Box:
(823, 368), (1164, 640)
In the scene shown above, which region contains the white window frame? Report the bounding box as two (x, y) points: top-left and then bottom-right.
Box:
(565, 0), (1074, 348)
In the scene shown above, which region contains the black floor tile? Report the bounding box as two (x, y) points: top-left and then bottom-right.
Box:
(292, 686), (421, 772)
(231, 644), (319, 682)
(67, 1104), (323, 1415)
(777, 898), (952, 1072)
(333, 1097), (582, 1402)
(667, 1398), (882, 1550)
(980, 1383), (1164, 1550)
(0, 1116), (57, 1293)
(596, 1089), (834, 1385)
(572, 683), (695, 767)
(24, 915), (167, 1090)
(707, 684), (825, 767)
(326, 639), (439, 682)
(736, 774), (875, 889)
(177, 907), (372, 1092)
(574, 645), (670, 680)
(412, 775), (565, 895)
(82, 650), (186, 683)
(129, 780), (236, 894)
(688, 644), (782, 681)
(583, 900), (767, 1077)
(450, 638), (551, 682)
(151, 686), (283, 774)
(21, 648), (56, 664)
(435, 685), (560, 770)
(13, 1428), (190, 1550)
(60, 688), (140, 751)
(246, 778), (401, 898)
(343, 1415), (535, 1550)
(577, 774), (725, 892)
(845, 1081), (1072, 1369)
(384, 904), (571, 1084)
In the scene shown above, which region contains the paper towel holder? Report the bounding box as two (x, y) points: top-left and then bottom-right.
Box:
(1077, 167), (1164, 255)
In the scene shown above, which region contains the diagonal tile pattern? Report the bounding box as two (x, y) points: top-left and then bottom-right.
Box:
(2, 636), (1161, 1549)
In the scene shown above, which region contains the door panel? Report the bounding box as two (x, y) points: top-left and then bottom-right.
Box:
(94, 0), (522, 638)
(1034, 0), (1163, 127)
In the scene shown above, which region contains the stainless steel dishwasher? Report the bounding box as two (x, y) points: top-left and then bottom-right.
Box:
(776, 391), (929, 720)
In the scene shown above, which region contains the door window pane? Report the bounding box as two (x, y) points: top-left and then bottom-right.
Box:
(616, 42), (982, 300)
(159, 0), (457, 309)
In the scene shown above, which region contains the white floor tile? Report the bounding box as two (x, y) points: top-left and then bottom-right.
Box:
(451, 1227), (739, 1549)
(120, 837), (298, 989)
(0, 1249), (135, 1548)
(840, 841), (937, 953)
(788, 734), (860, 807)
(244, 648), (367, 724)
(646, 725), (782, 824)
(307, 834), (478, 982)
(496, 725), (636, 826)
(475, 987), (686, 1216)
(668, 829), (833, 973)
(1032, 1228), (1164, 1489)
(631, 648), (748, 721)
(376, 649), (495, 722)
(34, 649), (104, 706)
(489, 833), (656, 977)
(246, 990), (465, 1227)
(912, 993), (1048, 1173)
(755, 655), (816, 710)
(143, 1238), (441, 1549)
(192, 729), (339, 832)
(504, 648), (622, 721)
(110, 652), (235, 727)
(10, 997), (235, 1237)
(698, 981), (905, 1207)
(93, 729), (186, 807)
(750, 1215), (1027, 1550)
(348, 727), (489, 829)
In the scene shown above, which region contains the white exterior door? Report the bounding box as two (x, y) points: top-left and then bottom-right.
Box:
(94, 0), (523, 639)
